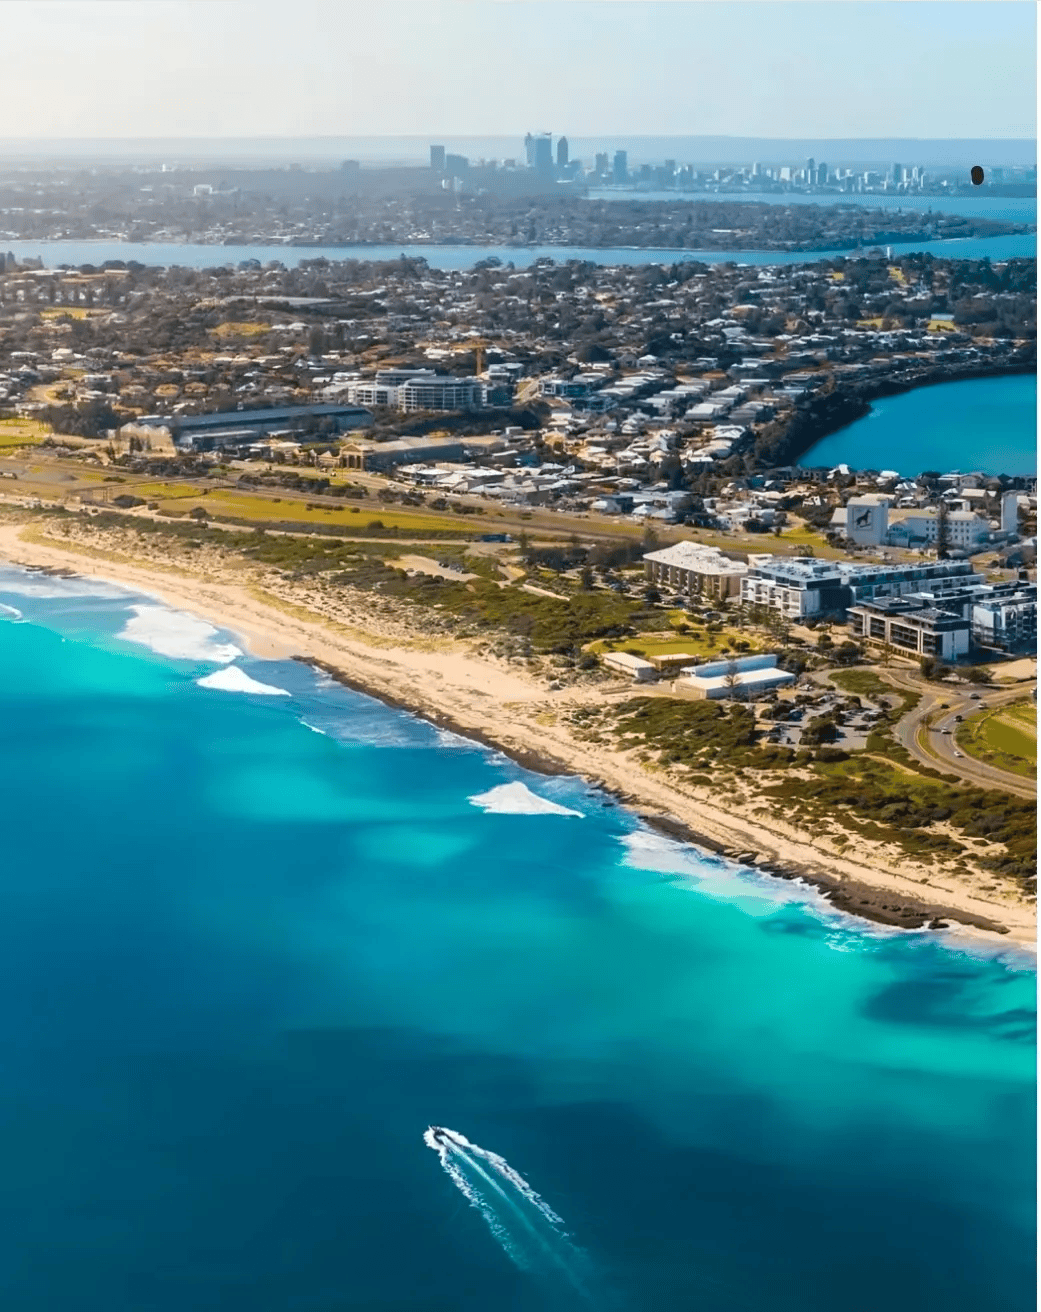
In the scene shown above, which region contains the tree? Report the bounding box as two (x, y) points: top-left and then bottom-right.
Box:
(879, 640), (895, 667)
(971, 665), (994, 685)
(723, 658), (740, 701)
(579, 564), (594, 591)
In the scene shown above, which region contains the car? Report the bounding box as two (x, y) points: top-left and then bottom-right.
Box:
(954, 714), (963, 722)
(953, 750), (963, 758)
(939, 702), (950, 709)
(970, 693), (981, 700)
(940, 728), (951, 734)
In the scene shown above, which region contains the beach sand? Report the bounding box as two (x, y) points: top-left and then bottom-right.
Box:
(1, 515), (1034, 946)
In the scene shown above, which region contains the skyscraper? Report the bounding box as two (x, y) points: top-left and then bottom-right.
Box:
(430, 145), (445, 172)
(556, 136), (569, 172)
(595, 152), (609, 176)
(524, 133), (536, 167)
(816, 161), (828, 186)
(533, 134), (553, 175)
(613, 150), (628, 184)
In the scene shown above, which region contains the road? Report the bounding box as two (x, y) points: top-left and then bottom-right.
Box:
(882, 667), (1036, 798)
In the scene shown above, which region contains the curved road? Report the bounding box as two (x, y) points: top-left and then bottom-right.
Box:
(882, 667), (1036, 798)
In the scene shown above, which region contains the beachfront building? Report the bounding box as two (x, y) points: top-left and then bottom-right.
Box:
(676, 653), (795, 700)
(847, 598), (971, 661)
(602, 651), (657, 681)
(643, 541), (748, 601)
(740, 557), (979, 620)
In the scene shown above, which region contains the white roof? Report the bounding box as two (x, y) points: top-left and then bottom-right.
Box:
(644, 541), (748, 575)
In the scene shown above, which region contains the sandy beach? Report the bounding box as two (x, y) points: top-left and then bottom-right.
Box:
(1, 514), (1035, 947)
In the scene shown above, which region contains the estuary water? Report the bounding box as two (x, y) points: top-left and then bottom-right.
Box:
(2, 231), (1035, 272)
(0, 568), (1034, 1312)
(798, 373), (1038, 477)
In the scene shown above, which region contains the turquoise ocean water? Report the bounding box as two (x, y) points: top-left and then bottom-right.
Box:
(800, 374), (1038, 476)
(0, 569), (1034, 1311)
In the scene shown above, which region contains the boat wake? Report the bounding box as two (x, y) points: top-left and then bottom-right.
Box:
(425, 1126), (600, 1303)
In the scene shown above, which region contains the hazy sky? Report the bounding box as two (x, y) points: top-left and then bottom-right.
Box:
(3, 1), (1035, 139)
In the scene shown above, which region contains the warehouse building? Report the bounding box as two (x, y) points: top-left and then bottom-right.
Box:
(133, 402), (374, 451)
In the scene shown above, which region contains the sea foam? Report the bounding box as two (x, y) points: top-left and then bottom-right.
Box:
(0, 570), (131, 600)
(118, 604), (241, 663)
(196, 666), (289, 696)
(468, 781), (583, 818)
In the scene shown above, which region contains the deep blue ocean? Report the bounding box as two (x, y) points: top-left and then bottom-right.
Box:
(0, 568), (1034, 1312)
(799, 373), (1038, 477)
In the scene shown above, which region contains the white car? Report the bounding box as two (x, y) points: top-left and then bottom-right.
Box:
(953, 750), (963, 758)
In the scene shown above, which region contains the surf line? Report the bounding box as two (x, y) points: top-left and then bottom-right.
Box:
(424, 1125), (596, 1301)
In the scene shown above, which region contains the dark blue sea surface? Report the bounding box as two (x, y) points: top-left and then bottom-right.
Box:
(0, 570), (1034, 1311)
(798, 373), (1037, 476)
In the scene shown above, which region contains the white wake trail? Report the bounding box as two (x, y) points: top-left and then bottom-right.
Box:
(425, 1126), (598, 1303)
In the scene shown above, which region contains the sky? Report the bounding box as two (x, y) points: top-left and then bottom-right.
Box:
(1, 1), (1035, 140)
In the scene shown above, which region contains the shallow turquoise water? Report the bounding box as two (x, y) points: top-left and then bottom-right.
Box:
(0, 570), (1034, 1311)
(799, 373), (1038, 476)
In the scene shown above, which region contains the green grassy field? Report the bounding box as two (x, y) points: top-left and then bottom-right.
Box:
(957, 701), (1037, 779)
(160, 490), (486, 535)
(589, 621), (763, 660)
(0, 418), (50, 449)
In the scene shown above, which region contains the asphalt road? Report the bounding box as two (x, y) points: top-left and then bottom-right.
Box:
(882, 667), (1036, 798)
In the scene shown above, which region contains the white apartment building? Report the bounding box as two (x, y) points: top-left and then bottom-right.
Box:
(741, 557), (979, 619)
(643, 541), (749, 601)
(886, 508), (991, 551)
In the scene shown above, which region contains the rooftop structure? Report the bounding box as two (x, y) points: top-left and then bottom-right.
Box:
(676, 653), (795, 700)
(643, 541), (749, 601)
(741, 557), (979, 619)
(847, 598), (971, 661)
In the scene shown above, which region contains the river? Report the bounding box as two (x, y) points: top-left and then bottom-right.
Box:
(1, 232), (1035, 272)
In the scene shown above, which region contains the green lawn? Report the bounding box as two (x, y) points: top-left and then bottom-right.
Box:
(957, 701), (1037, 780)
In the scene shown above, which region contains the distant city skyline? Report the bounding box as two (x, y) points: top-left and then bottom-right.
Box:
(0, 2), (1035, 141)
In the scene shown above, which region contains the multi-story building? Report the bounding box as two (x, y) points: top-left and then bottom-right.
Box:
(342, 369), (486, 413)
(847, 598), (971, 661)
(740, 557), (979, 619)
(886, 508), (992, 551)
(398, 374), (485, 413)
(971, 584), (1037, 651)
(644, 541), (748, 601)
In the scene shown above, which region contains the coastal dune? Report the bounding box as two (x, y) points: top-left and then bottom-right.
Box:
(0, 517), (1033, 946)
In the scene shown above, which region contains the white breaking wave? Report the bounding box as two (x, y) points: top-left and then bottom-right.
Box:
(117, 604), (241, 663)
(0, 601), (23, 621)
(468, 782), (583, 818)
(0, 570), (131, 600)
(196, 666), (290, 696)
(424, 1127), (596, 1302)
